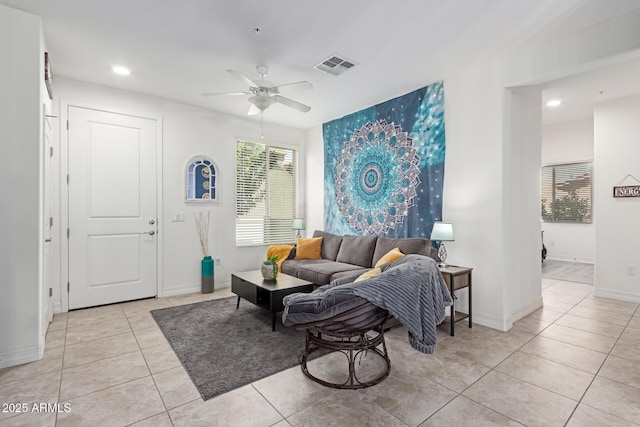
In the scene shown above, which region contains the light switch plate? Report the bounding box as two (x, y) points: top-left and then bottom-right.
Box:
(171, 212), (185, 222)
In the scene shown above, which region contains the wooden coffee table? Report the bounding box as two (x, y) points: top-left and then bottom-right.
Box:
(231, 270), (314, 331)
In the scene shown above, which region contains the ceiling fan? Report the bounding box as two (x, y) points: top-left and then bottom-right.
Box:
(202, 66), (313, 116)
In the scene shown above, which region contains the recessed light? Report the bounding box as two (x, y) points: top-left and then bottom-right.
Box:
(112, 66), (131, 76)
(546, 99), (562, 107)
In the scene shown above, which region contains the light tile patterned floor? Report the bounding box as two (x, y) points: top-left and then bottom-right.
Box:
(2, 277), (640, 426)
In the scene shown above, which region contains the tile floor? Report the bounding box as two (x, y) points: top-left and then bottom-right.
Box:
(2, 278), (640, 426)
(542, 260), (594, 285)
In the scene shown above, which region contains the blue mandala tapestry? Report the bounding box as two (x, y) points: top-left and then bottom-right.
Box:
(323, 82), (445, 238)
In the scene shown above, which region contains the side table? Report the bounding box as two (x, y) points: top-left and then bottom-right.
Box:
(439, 265), (473, 336)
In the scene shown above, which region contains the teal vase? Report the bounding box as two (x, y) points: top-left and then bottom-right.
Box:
(201, 256), (214, 293)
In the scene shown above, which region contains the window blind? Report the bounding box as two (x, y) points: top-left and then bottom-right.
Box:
(236, 140), (297, 246)
(540, 162), (592, 223)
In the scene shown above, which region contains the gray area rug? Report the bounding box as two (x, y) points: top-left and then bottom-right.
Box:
(151, 296), (312, 400)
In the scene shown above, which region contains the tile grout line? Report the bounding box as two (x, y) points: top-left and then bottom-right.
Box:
(453, 283), (594, 425)
(54, 315), (69, 427)
(561, 299), (640, 426)
(125, 304), (173, 423)
(435, 321), (541, 425)
(250, 383), (288, 424)
(59, 306), (162, 424)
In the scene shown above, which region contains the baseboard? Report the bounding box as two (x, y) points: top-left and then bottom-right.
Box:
(162, 280), (231, 297)
(511, 297), (544, 323)
(546, 256), (594, 264)
(594, 287), (640, 303)
(470, 311), (511, 332)
(0, 344), (41, 369)
(53, 301), (63, 314)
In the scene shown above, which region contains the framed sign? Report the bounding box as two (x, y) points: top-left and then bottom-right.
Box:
(613, 174), (640, 198)
(613, 186), (640, 198)
(44, 52), (53, 100)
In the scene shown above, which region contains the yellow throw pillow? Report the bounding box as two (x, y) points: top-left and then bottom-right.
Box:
(374, 247), (405, 268)
(294, 237), (323, 260)
(355, 267), (383, 282)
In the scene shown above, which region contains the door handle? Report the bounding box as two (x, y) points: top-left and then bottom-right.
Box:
(143, 230), (156, 236)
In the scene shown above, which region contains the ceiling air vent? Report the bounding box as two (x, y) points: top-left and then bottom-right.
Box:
(313, 54), (357, 76)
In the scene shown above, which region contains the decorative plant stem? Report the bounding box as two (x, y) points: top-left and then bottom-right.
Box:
(194, 211), (210, 257)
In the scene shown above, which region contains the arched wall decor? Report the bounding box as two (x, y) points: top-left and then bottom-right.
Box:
(186, 156), (219, 202)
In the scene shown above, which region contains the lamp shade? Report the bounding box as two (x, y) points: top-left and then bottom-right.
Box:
(292, 218), (305, 230)
(430, 222), (454, 241)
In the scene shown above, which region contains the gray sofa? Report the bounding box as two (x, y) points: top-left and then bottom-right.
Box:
(282, 230), (438, 286)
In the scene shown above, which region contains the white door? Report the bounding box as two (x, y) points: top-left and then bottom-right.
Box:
(68, 106), (158, 309)
(42, 109), (54, 333)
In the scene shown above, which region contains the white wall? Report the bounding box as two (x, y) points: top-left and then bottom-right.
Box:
(594, 94), (640, 302)
(0, 5), (48, 368)
(440, 61), (512, 329)
(304, 126), (324, 235)
(541, 118), (595, 263)
(54, 78), (306, 309)
(304, 61), (528, 330)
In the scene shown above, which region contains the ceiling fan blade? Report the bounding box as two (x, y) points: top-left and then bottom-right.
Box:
(247, 104), (260, 116)
(227, 69), (260, 87)
(273, 81), (313, 91)
(273, 95), (311, 113)
(201, 91), (250, 97)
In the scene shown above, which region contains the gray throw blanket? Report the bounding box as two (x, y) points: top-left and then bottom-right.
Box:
(348, 255), (452, 354)
(282, 254), (453, 354)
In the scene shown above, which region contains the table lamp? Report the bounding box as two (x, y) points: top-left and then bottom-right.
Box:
(292, 218), (305, 238)
(431, 222), (455, 267)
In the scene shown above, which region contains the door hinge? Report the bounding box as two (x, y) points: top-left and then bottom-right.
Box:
(66, 120), (69, 130)
(49, 288), (52, 297)
(49, 146), (53, 158)
(67, 174), (69, 185)
(49, 217), (53, 227)
(67, 282), (70, 292)
(67, 228), (70, 239)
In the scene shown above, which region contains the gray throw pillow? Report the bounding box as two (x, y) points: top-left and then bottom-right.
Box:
(336, 235), (378, 267)
(312, 230), (343, 261)
(372, 237), (431, 266)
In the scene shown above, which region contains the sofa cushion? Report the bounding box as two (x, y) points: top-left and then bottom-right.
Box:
(294, 260), (366, 285)
(312, 230), (343, 261)
(281, 259), (327, 277)
(371, 237), (432, 266)
(336, 235), (378, 267)
(294, 237), (323, 260)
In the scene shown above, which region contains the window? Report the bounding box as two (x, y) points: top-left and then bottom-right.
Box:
(236, 140), (297, 246)
(541, 162), (592, 223)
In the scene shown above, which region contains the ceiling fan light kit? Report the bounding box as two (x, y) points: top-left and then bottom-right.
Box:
(202, 66), (313, 118)
(248, 94), (275, 111)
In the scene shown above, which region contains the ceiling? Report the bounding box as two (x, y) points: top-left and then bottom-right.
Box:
(4, 0), (632, 129)
(541, 55), (640, 125)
